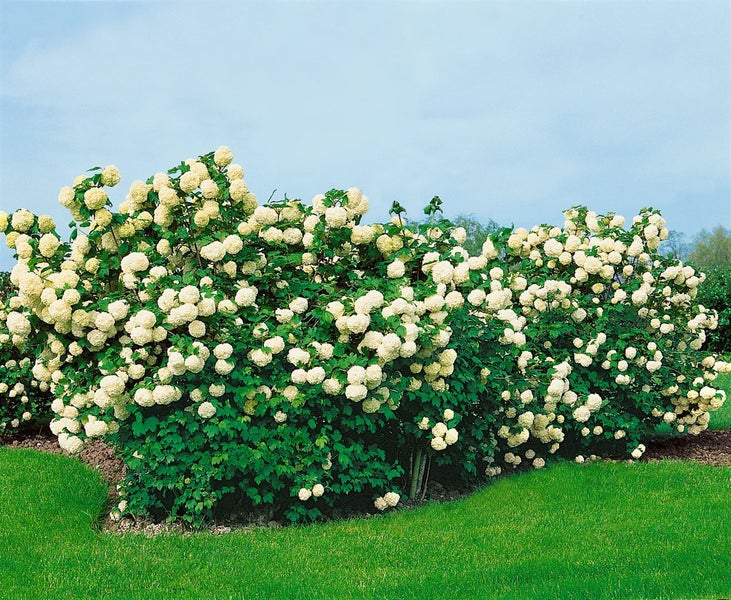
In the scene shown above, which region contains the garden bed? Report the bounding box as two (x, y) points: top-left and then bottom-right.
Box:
(4, 426), (729, 535)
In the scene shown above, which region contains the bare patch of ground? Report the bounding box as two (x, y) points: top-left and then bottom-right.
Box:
(641, 429), (731, 466)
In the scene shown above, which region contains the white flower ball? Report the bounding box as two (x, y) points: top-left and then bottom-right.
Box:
(263, 336), (285, 354)
(188, 320), (206, 338)
(345, 384), (368, 402)
(278, 227), (301, 245)
(235, 287), (258, 307)
(249, 348), (272, 367)
(384, 492), (400, 507)
(220, 234), (244, 256)
(198, 179), (219, 199)
(322, 378), (342, 395)
(276, 308), (295, 324)
(431, 422), (448, 438)
(287, 347), (310, 366)
(197, 401), (217, 419)
(444, 428), (459, 445)
(573, 405), (591, 423)
(326, 301), (345, 319)
(153, 385), (180, 405)
(84, 419), (109, 438)
(289, 297), (308, 314)
(467, 289), (487, 306)
(364, 364), (383, 385)
(282, 386), (298, 401)
(214, 145), (234, 167)
(347, 365), (367, 385)
(253, 206), (278, 226)
(325, 206), (348, 228)
(38, 233), (60, 257)
(445, 291), (464, 309)
(179, 285), (201, 304)
(543, 238), (563, 257)
(387, 260), (406, 279)
(58, 433), (84, 454)
(182, 354), (203, 373)
(120, 252), (149, 273)
(83, 188), (108, 210)
(179, 171), (200, 193)
(213, 343), (233, 360)
(306, 367), (327, 385)
(586, 393), (602, 411)
(134, 388), (154, 407)
(291, 369), (308, 384)
(431, 261), (455, 284)
(200, 241), (226, 262)
(430, 437), (448, 451)
(100, 375), (125, 397)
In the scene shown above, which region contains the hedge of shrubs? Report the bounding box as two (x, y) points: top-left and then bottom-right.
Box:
(0, 147), (728, 525)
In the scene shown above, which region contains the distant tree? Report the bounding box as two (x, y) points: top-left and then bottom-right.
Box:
(659, 230), (690, 261)
(450, 214), (501, 256)
(687, 226), (731, 271)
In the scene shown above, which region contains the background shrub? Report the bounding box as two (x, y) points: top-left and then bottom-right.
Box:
(691, 266), (730, 355)
(685, 226), (730, 355)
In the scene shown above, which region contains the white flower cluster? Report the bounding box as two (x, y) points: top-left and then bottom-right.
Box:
(0, 146), (725, 526)
(373, 491), (400, 511)
(479, 207), (725, 471)
(298, 483), (326, 501)
(430, 419), (459, 451)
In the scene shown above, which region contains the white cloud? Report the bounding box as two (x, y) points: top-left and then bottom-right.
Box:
(0, 1), (728, 270)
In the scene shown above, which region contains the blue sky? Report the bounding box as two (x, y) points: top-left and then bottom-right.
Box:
(0, 0), (729, 270)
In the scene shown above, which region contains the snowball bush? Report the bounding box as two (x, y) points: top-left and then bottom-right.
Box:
(0, 147), (727, 525)
(0, 262), (54, 434)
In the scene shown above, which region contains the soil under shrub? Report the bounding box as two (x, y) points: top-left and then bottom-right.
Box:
(3, 427), (729, 534)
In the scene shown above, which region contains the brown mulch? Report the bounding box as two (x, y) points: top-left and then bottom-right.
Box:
(2, 427), (729, 534)
(641, 428), (731, 466)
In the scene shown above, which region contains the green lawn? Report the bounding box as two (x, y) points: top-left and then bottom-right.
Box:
(1, 448), (729, 600)
(1, 372), (728, 599)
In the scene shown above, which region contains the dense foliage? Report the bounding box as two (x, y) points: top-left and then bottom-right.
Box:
(686, 227), (730, 354)
(692, 266), (731, 354)
(0, 147), (728, 525)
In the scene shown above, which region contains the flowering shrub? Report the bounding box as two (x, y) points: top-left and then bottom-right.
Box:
(444, 207), (730, 473)
(0, 267), (54, 436)
(0, 147), (727, 525)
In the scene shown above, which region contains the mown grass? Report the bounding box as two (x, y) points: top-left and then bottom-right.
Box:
(1, 448), (729, 600)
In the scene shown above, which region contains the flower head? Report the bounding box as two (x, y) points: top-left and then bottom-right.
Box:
(198, 402), (217, 419)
